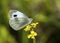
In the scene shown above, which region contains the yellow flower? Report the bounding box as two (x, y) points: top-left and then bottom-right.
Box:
(24, 22), (38, 39)
(31, 22), (38, 28)
(28, 30), (37, 39)
(24, 25), (32, 31)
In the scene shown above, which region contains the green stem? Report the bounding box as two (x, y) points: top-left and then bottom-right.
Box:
(33, 39), (36, 43)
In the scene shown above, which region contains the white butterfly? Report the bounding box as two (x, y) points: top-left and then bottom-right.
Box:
(9, 10), (33, 31)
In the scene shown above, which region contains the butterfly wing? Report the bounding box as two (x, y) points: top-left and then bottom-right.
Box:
(9, 10), (33, 31)
(9, 18), (33, 31)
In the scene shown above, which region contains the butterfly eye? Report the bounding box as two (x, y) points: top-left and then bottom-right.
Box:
(13, 14), (17, 17)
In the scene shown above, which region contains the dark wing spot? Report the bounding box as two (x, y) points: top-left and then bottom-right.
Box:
(14, 14), (17, 17)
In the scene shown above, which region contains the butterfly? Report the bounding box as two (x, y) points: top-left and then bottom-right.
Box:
(9, 10), (33, 31)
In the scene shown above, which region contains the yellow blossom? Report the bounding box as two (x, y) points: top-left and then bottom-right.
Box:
(24, 25), (32, 31)
(28, 30), (37, 39)
(31, 22), (38, 28)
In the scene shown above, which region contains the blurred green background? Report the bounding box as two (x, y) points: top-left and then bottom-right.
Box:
(0, 0), (60, 43)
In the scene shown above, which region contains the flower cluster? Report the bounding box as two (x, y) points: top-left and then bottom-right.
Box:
(24, 22), (38, 39)
(24, 25), (31, 31)
(28, 30), (37, 39)
(31, 22), (38, 28)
